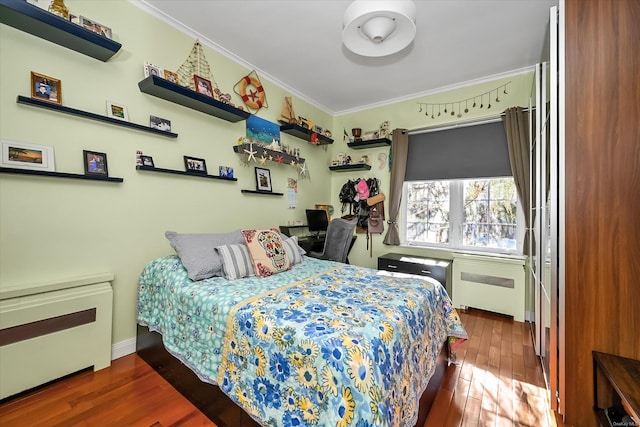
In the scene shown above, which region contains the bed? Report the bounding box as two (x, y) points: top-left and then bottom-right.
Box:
(136, 232), (467, 427)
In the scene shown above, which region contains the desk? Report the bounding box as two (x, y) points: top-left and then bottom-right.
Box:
(593, 351), (640, 426)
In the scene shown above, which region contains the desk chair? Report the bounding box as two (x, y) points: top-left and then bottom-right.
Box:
(309, 217), (357, 264)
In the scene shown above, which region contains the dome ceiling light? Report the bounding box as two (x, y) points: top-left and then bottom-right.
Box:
(342, 0), (417, 57)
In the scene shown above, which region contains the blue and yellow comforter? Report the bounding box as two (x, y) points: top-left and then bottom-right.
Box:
(137, 255), (467, 427)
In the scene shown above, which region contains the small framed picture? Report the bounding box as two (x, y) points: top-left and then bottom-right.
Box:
(219, 166), (234, 178)
(255, 167), (272, 192)
(184, 156), (207, 174)
(144, 62), (162, 78)
(106, 101), (129, 121)
(194, 75), (214, 97)
(1, 140), (55, 171)
(140, 155), (154, 167)
(83, 150), (108, 176)
(163, 70), (179, 84)
(79, 16), (112, 38)
(31, 71), (61, 105)
(149, 115), (171, 132)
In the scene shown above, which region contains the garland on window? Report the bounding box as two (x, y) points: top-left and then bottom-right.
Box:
(416, 82), (511, 118)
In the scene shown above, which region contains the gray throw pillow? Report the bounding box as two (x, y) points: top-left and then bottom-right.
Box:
(165, 230), (245, 281)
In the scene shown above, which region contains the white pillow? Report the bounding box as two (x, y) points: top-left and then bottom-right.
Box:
(282, 236), (305, 265)
(215, 244), (255, 280)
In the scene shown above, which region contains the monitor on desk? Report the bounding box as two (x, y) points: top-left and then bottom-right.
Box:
(305, 209), (328, 237)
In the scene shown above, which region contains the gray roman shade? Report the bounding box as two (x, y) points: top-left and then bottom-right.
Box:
(405, 120), (512, 181)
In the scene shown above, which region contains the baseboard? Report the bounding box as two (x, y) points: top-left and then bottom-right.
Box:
(111, 337), (136, 360)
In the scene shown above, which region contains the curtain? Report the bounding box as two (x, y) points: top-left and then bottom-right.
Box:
(502, 107), (531, 254)
(383, 128), (409, 245)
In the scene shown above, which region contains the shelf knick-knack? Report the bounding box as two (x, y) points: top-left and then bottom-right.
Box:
(48, 0), (70, 20)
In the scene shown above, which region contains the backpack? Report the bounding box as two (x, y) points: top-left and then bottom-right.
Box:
(339, 180), (357, 213)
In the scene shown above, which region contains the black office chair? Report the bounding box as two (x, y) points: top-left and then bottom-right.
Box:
(309, 217), (357, 263)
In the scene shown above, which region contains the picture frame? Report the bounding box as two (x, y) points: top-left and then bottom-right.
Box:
(193, 75), (214, 97)
(83, 150), (108, 176)
(1, 140), (55, 171)
(141, 155), (154, 167)
(31, 71), (61, 105)
(144, 62), (162, 78)
(149, 115), (171, 132)
(78, 16), (112, 39)
(255, 167), (272, 192)
(106, 101), (129, 121)
(219, 166), (234, 178)
(184, 156), (207, 174)
(163, 70), (179, 85)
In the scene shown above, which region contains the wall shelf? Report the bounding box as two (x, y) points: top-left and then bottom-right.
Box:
(241, 189), (283, 196)
(138, 75), (250, 123)
(329, 164), (371, 172)
(347, 138), (391, 149)
(136, 165), (237, 181)
(0, 167), (123, 182)
(0, 0), (122, 62)
(17, 96), (178, 138)
(233, 144), (305, 166)
(279, 123), (333, 145)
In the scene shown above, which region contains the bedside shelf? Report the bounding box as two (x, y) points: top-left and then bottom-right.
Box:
(233, 144), (305, 166)
(329, 164), (371, 172)
(280, 123), (333, 145)
(347, 138), (391, 149)
(138, 75), (250, 123)
(0, 167), (123, 182)
(17, 96), (178, 138)
(0, 0), (122, 62)
(136, 165), (237, 181)
(241, 189), (283, 196)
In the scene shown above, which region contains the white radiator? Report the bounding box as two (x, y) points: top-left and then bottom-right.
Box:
(0, 273), (113, 399)
(452, 254), (525, 322)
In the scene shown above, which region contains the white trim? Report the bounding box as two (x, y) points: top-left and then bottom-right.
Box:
(525, 310), (535, 322)
(111, 337), (136, 360)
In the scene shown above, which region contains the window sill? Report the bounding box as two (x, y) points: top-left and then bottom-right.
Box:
(400, 243), (525, 264)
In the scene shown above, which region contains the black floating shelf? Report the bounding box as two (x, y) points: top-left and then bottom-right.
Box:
(138, 75), (251, 123)
(279, 123), (333, 145)
(347, 138), (391, 149)
(241, 189), (284, 196)
(136, 165), (238, 181)
(17, 96), (178, 138)
(0, 167), (123, 182)
(0, 0), (121, 62)
(233, 144), (306, 165)
(329, 164), (372, 172)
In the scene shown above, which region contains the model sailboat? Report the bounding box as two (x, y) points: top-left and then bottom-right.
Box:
(280, 96), (297, 124)
(177, 40), (218, 92)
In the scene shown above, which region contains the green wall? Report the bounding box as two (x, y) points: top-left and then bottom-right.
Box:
(0, 0), (536, 349)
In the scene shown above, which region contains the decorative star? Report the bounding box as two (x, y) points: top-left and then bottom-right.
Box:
(248, 89), (258, 102)
(259, 155), (267, 165)
(243, 142), (257, 162)
(268, 155), (273, 161)
(290, 160), (296, 167)
(299, 162), (307, 176)
(276, 155), (283, 163)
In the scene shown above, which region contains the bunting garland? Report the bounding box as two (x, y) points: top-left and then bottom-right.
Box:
(417, 82), (511, 118)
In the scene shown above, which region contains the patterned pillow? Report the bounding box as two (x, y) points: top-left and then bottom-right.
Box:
(282, 236), (305, 266)
(216, 244), (254, 280)
(241, 228), (291, 277)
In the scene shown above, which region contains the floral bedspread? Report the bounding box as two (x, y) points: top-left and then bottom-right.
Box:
(137, 255), (467, 427)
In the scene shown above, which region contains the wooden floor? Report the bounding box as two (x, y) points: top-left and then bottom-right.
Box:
(0, 309), (564, 427)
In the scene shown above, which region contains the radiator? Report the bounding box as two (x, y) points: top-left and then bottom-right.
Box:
(452, 254), (525, 322)
(0, 273), (113, 399)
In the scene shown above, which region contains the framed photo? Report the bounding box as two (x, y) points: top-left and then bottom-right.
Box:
(83, 150), (108, 176)
(79, 16), (112, 39)
(106, 101), (129, 121)
(144, 62), (162, 78)
(1, 140), (55, 171)
(255, 167), (272, 192)
(194, 75), (214, 97)
(163, 70), (179, 84)
(31, 71), (61, 105)
(219, 166), (234, 178)
(141, 155), (154, 167)
(149, 115), (171, 132)
(184, 156), (207, 174)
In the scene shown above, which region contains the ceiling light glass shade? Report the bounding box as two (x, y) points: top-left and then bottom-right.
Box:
(343, 0), (416, 57)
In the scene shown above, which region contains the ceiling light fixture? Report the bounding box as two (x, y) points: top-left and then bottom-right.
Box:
(342, 0), (417, 57)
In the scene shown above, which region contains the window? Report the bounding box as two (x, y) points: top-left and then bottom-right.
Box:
(404, 177), (522, 253)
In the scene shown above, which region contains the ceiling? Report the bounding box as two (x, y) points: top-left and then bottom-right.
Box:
(136, 0), (557, 115)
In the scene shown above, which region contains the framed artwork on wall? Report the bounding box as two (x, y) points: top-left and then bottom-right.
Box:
(31, 71), (61, 105)
(255, 167), (272, 192)
(83, 150), (108, 176)
(1, 140), (55, 171)
(184, 156), (207, 174)
(106, 101), (129, 121)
